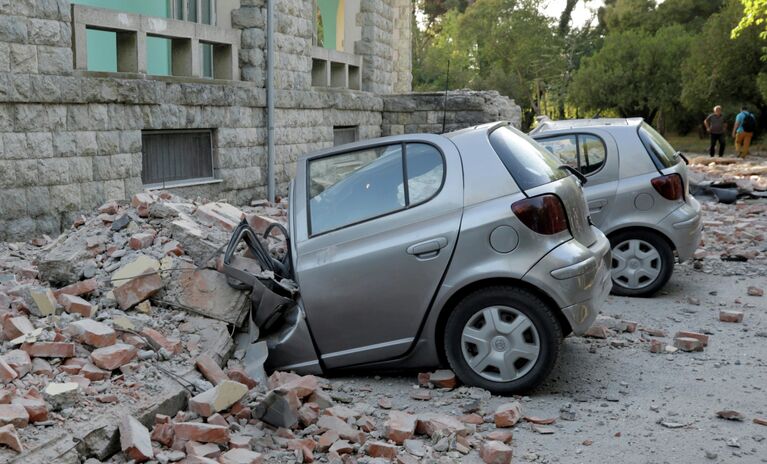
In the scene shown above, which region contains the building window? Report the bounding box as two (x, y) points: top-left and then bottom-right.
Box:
(171, 0), (216, 24)
(141, 130), (215, 187)
(333, 126), (358, 146)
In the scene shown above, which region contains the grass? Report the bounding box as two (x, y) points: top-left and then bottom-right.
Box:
(664, 132), (767, 156)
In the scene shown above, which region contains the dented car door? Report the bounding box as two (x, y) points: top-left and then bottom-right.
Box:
(291, 135), (463, 368)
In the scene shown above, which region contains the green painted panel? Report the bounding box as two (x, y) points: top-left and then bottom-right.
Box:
(317, 0), (338, 50)
(74, 0), (171, 75)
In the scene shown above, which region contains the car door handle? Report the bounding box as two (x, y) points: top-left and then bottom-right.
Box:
(407, 237), (448, 257)
(588, 199), (608, 213)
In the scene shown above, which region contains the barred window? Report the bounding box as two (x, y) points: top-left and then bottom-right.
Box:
(141, 130), (214, 187)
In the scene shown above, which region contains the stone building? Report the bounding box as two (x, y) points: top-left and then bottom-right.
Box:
(0, 0), (520, 239)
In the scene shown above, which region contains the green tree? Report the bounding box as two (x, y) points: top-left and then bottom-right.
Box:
(569, 25), (693, 122)
(682, 0), (766, 112)
(732, 0), (767, 39)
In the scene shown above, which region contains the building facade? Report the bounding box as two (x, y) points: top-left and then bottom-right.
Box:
(0, 0), (520, 239)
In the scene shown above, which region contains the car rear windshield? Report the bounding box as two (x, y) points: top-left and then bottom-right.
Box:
(638, 122), (679, 169)
(489, 125), (568, 190)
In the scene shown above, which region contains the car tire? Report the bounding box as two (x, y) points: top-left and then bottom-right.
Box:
(608, 229), (674, 297)
(444, 286), (562, 396)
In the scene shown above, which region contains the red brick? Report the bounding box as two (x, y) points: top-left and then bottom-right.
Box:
(60, 358), (87, 375)
(98, 200), (119, 214)
(173, 422), (229, 444)
(747, 286), (764, 297)
(129, 232), (156, 250)
(229, 434), (251, 449)
(415, 413), (469, 438)
(186, 440), (220, 457)
(1, 350), (30, 378)
(245, 214), (281, 236)
(151, 422), (175, 447)
(287, 438), (316, 463)
(328, 439), (353, 455)
(58, 294), (95, 318)
(460, 413), (484, 425)
(218, 448), (263, 464)
(31, 358), (53, 377)
(195, 354), (228, 385)
(298, 402), (320, 427)
(317, 430), (339, 451)
(189, 381), (248, 417)
(494, 402), (522, 428)
(90, 343), (137, 370)
(719, 310), (744, 323)
(54, 278), (98, 299)
(21, 342), (75, 358)
(754, 417), (767, 426)
(131, 193), (155, 217)
(0, 404), (29, 428)
(624, 321), (638, 333)
(274, 374), (319, 399)
(429, 369), (458, 389)
(0, 359), (17, 383)
(417, 372), (430, 386)
(11, 390), (47, 423)
(113, 269), (164, 310)
(480, 440), (513, 464)
(0, 424), (22, 452)
(119, 415), (154, 462)
(163, 240), (184, 256)
(317, 415), (365, 444)
(674, 337), (704, 352)
(68, 319), (116, 347)
(3, 316), (34, 340)
(367, 441), (397, 459)
(649, 339), (664, 353)
(80, 362), (110, 381)
(674, 331), (709, 347)
(196, 203), (243, 231)
(140, 327), (181, 355)
(384, 411), (416, 444)
(0, 391), (10, 404)
(227, 368), (258, 390)
(207, 413), (228, 427)
(96, 394), (118, 404)
(583, 325), (609, 339)
(486, 430), (513, 444)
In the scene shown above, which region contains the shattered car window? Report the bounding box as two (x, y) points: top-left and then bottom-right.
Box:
(309, 145), (406, 235)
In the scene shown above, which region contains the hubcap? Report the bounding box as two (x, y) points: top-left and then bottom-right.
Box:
(611, 239), (662, 289)
(461, 306), (541, 382)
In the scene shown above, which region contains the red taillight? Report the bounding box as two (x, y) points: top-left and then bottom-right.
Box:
(651, 174), (684, 201)
(511, 194), (569, 235)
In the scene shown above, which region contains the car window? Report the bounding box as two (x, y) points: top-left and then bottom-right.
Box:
(404, 143), (444, 205)
(489, 126), (568, 191)
(309, 145), (405, 235)
(308, 143), (445, 236)
(578, 134), (606, 175)
(638, 122), (679, 169)
(537, 135), (578, 170)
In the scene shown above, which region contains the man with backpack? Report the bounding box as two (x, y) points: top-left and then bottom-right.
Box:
(732, 106), (756, 158)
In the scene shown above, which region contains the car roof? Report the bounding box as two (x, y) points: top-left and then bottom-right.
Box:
(531, 117), (644, 135)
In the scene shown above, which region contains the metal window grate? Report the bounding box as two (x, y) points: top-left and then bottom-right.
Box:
(333, 126), (358, 146)
(141, 130), (214, 187)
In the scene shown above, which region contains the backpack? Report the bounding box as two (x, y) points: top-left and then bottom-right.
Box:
(742, 112), (756, 132)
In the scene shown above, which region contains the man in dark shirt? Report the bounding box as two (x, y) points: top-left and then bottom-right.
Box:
(704, 105), (726, 157)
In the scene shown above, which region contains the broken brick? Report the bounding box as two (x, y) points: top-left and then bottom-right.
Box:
(480, 440), (513, 464)
(31, 358), (53, 377)
(151, 422), (175, 447)
(80, 362), (110, 381)
(3, 316), (34, 340)
(486, 430), (513, 444)
(674, 337), (704, 352)
(21, 342), (75, 358)
(189, 380), (248, 417)
(274, 374), (319, 399)
(129, 232), (156, 250)
(747, 286), (764, 297)
(329, 439), (353, 455)
(298, 402), (320, 427)
(141, 327), (181, 355)
(195, 354), (228, 385)
(318, 430), (339, 451)
(173, 422), (230, 444)
(0, 424), (22, 452)
(58, 294), (95, 318)
(218, 448), (264, 464)
(367, 441), (397, 459)
(415, 413), (469, 438)
(186, 440), (220, 458)
(54, 278), (98, 299)
(494, 402), (523, 428)
(287, 438), (316, 462)
(227, 367), (258, 390)
(649, 339), (664, 353)
(317, 415), (365, 444)
(385, 411), (417, 444)
(119, 415), (154, 462)
(719, 310), (744, 323)
(12, 392), (48, 423)
(90, 343), (138, 370)
(0, 359), (17, 383)
(67, 319), (116, 347)
(674, 331), (709, 347)
(429, 369), (458, 389)
(131, 193), (155, 217)
(113, 268), (164, 310)
(2, 350), (31, 378)
(0, 404), (29, 428)
(583, 325), (609, 339)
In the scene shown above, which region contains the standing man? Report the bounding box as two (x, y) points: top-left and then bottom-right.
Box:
(704, 105), (726, 157)
(732, 106), (756, 158)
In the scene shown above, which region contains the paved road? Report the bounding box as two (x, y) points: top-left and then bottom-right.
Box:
(328, 264), (767, 463)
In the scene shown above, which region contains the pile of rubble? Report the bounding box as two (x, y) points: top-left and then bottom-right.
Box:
(688, 156), (767, 194)
(0, 191), (540, 464)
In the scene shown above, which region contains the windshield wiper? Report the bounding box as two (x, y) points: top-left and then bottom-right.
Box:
(560, 165), (587, 185)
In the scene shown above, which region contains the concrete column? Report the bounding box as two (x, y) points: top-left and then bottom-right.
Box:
(116, 31), (139, 73)
(136, 31), (148, 74)
(171, 37), (197, 77)
(213, 43), (234, 80)
(73, 22), (88, 71)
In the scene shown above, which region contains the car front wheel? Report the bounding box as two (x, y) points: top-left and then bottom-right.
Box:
(609, 230), (674, 297)
(444, 286), (562, 395)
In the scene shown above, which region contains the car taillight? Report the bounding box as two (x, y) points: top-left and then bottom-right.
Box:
(651, 174), (684, 201)
(511, 194), (569, 235)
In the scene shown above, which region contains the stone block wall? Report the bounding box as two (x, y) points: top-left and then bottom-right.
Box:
(381, 90), (523, 135)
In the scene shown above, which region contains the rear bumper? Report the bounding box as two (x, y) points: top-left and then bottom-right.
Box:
(658, 197), (702, 262)
(523, 228), (612, 335)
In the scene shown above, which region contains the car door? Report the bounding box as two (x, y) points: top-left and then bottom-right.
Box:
(535, 131), (618, 227)
(291, 135), (463, 369)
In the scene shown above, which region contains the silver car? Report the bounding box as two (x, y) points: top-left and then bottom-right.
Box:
(531, 118), (703, 297)
(225, 122), (612, 394)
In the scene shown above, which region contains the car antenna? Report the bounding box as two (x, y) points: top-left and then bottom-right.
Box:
(441, 59), (450, 134)
(592, 110), (602, 119)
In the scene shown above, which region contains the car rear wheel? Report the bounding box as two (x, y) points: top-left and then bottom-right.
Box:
(444, 287), (562, 395)
(609, 230), (673, 297)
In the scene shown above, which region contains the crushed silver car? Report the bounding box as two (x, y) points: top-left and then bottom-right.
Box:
(531, 118), (703, 297)
(224, 122), (612, 394)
